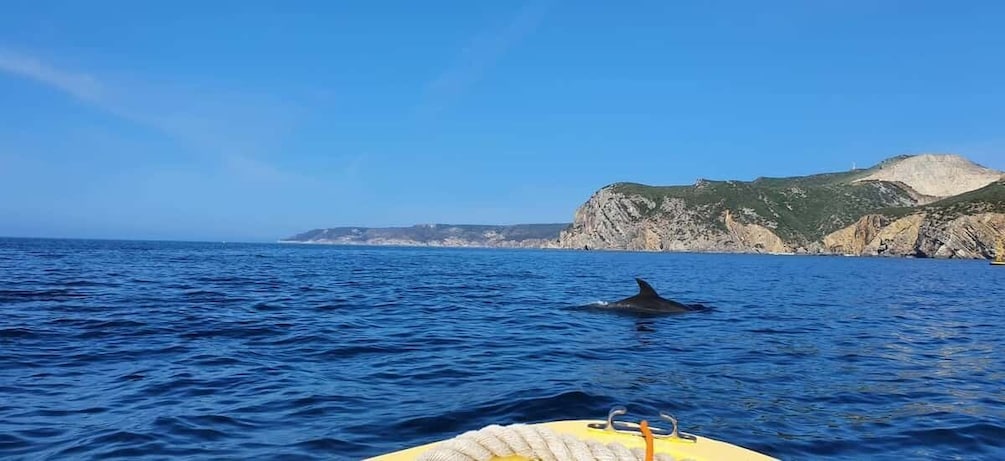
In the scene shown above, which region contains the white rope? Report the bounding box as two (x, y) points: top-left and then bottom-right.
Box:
(416, 423), (676, 461)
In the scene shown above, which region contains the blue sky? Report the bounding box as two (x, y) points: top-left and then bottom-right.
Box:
(2, 1), (1004, 242)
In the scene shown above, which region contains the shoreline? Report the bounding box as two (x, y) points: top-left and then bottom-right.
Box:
(276, 240), (995, 260)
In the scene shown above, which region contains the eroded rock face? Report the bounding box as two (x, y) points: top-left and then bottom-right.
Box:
(558, 188), (653, 250)
(915, 213), (1005, 259)
(561, 182), (1004, 259)
(823, 214), (892, 255)
(862, 214), (926, 256)
(558, 187), (790, 253)
(821, 212), (1005, 258)
(723, 210), (790, 253)
(559, 153), (1005, 259)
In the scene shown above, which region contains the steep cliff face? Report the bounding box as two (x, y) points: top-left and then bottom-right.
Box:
(824, 212), (1005, 258)
(807, 179), (1005, 258)
(559, 155), (1005, 259)
(558, 188), (791, 253)
(722, 210), (790, 253)
(916, 213), (1005, 258)
(822, 214), (892, 255)
(861, 214), (925, 256)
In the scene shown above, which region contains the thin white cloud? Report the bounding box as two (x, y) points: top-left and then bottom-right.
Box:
(416, 0), (552, 118)
(0, 47), (316, 185)
(0, 49), (103, 102)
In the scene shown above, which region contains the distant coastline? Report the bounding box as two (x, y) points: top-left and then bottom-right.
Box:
(283, 154), (1005, 260)
(274, 238), (977, 260)
(279, 223), (568, 249)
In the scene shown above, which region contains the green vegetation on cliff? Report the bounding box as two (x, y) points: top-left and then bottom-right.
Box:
(609, 166), (917, 244)
(882, 180), (1005, 222)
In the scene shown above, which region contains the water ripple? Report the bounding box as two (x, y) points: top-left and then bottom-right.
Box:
(1, 238), (1004, 460)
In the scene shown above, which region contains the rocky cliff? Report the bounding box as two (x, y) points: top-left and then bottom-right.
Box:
(822, 180), (1005, 258)
(281, 223), (566, 249)
(559, 155), (1005, 259)
(558, 187), (794, 253)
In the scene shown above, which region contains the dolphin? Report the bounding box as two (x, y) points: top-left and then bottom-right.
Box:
(603, 278), (704, 315)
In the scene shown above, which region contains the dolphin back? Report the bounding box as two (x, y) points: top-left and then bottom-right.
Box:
(602, 278), (697, 314)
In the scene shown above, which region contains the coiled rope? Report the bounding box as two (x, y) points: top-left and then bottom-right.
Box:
(415, 423), (674, 461)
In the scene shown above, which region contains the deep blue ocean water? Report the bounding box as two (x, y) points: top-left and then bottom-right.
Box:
(1, 238), (1004, 460)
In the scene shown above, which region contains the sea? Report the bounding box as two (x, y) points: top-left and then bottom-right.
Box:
(1, 238), (1003, 460)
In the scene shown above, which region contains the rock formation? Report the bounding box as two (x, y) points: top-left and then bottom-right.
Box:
(560, 155), (1005, 259)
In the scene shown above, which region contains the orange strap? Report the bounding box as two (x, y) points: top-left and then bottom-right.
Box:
(639, 420), (654, 461)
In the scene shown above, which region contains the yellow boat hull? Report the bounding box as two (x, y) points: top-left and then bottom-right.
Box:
(367, 419), (777, 460)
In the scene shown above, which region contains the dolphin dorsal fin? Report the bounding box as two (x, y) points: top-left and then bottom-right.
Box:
(635, 278), (660, 297)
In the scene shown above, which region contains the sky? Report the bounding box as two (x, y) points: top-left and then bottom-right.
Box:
(1, 1), (1004, 242)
